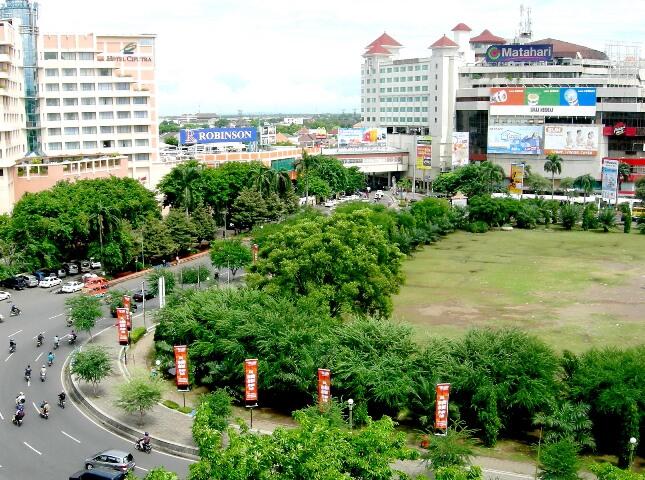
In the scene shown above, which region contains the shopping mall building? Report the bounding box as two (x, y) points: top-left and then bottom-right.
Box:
(361, 24), (645, 194)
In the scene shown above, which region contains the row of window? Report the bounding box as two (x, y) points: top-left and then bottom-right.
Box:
(48, 140), (149, 150)
(47, 126), (149, 136)
(45, 97), (148, 106)
(45, 111), (148, 121)
(43, 52), (95, 61)
(379, 64), (429, 73)
(379, 107), (430, 112)
(45, 82), (130, 92)
(379, 75), (429, 83)
(45, 68), (112, 77)
(380, 96), (431, 103)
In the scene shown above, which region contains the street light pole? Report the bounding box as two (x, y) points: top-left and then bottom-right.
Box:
(347, 398), (354, 431)
(629, 437), (638, 471)
(141, 280), (146, 329)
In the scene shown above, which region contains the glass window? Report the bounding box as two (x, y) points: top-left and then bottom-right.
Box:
(80, 68), (94, 76)
(46, 83), (60, 92)
(83, 141), (97, 148)
(62, 83), (77, 91)
(47, 142), (62, 150)
(99, 111), (114, 120)
(64, 127), (79, 135)
(117, 125), (132, 133)
(63, 112), (78, 120)
(82, 112), (96, 120)
(115, 82), (129, 91)
(422, 65), (428, 70)
(46, 113), (60, 121)
(135, 139), (149, 147)
(117, 111), (131, 119)
(65, 141), (80, 149)
(63, 68), (76, 76)
(46, 98), (59, 106)
(44, 52), (58, 60)
(116, 97), (130, 105)
(45, 68), (58, 77)
(98, 68), (111, 76)
(134, 125), (148, 133)
(81, 83), (95, 91)
(82, 126), (97, 134)
(118, 139), (132, 147)
(98, 83), (112, 91)
(78, 52), (94, 61)
(100, 126), (114, 134)
(47, 128), (61, 136)
(134, 111), (148, 119)
(63, 98), (78, 106)
(81, 97), (96, 105)
(61, 52), (76, 60)
(134, 153), (149, 161)
(99, 97), (113, 105)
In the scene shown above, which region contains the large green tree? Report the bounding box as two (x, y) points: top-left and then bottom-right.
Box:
(115, 373), (163, 426)
(209, 239), (252, 276)
(635, 177), (645, 202)
(70, 345), (112, 396)
(230, 188), (268, 231)
(543, 154), (563, 199)
(66, 294), (103, 340)
(573, 174), (595, 203)
(164, 208), (197, 254)
(432, 162), (505, 197)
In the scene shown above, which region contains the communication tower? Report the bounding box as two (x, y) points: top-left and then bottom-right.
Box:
(515, 5), (533, 44)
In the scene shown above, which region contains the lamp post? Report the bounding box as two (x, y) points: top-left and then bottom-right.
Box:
(222, 209), (228, 238)
(629, 437), (638, 471)
(347, 398), (354, 431)
(141, 280), (147, 329)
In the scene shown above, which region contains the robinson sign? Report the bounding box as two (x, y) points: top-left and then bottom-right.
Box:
(179, 127), (258, 145)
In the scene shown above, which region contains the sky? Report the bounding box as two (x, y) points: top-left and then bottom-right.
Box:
(37, 0), (644, 116)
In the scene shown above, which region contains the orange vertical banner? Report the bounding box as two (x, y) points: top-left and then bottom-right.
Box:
(244, 359), (258, 404)
(435, 383), (450, 430)
(174, 345), (189, 388)
(318, 368), (331, 406)
(117, 316), (129, 345)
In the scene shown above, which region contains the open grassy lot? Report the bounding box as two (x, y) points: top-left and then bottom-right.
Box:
(392, 228), (645, 352)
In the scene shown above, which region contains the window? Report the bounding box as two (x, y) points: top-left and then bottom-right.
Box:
(118, 139), (132, 147)
(100, 126), (114, 134)
(422, 96), (428, 101)
(62, 83), (77, 91)
(47, 142), (62, 150)
(46, 83), (60, 92)
(133, 97), (147, 105)
(415, 86), (421, 91)
(422, 65), (428, 70)
(408, 97), (413, 102)
(80, 68), (94, 76)
(102, 140), (115, 148)
(393, 67), (399, 72)
(407, 66), (413, 71)
(134, 153), (149, 161)
(83, 141), (97, 148)
(99, 111), (114, 120)
(78, 52), (94, 61)
(407, 76), (413, 81)
(99, 97), (113, 105)
(422, 75), (428, 80)
(61, 52), (76, 60)
(64, 127), (79, 135)
(46, 98), (60, 106)
(117, 111), (131, 119)
(98, 83), (112, 91)
(82, 112), (96, 120)
(46, 113), (60, 121)
(65, 141), (80, 149)
(415, 65), (421, 71)
(135, 139), (149, 147)
(81, 97), (96, 105)
(134, 125), (148, 133)
(82, 126), (97, 134)
(97, 68), (110, 76)
(422, 86), (428, 91)
(47, 128), (61, 136)
(62, 68), (76, 76)
(64, 112), (78, 120)
(44, 52), (57, 60)
(116, 97), (130, 105)
(415, 76), (421, 81)
(63, 98), (78, 106)
(45, 68), (58, 77)
(117, 125), (132, 134)
(134, 111), (148, 119)
(115, 82), (129, 91)
(81, 83), (95, 91)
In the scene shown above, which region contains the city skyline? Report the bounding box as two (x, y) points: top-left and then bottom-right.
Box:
(37, 0), (645, 115)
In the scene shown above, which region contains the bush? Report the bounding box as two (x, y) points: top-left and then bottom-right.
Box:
(179, 265), (210, 284)
(130, 326), (146, 344)
(597, 207), (617, 232)
(514, 202), (539, 229)
(162, 399), (179, 410)
(147, 267), (176, 295)
(435, 466), (483, 480)
(538, 439), (580, 480)
(560, 204), (581, 230)
(467, 221), (489, 233)
(620, 204), (632, 233)
(581, 204), (599, 231)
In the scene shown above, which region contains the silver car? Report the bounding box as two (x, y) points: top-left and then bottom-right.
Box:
(85, 449), (134, 472)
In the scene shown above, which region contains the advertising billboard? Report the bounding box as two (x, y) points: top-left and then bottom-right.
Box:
(174, 345), (189, 388)
(509, 164), (525, 195)
(435, 383), (451, 431)
(452, 132), (469, 167)
(117, 316), (129, 345)
(318, 369), (331, 406)
(485, 44), (553, 63)
(487, 125), (543, 155)
(601, 159), (619, 202)
(544, 125), (599, 156)
(179, 127), (258, 145)
(416, 144), (432, 170)
(338, 128), (387, 148)
(490, 87), (597, 116)
(244, 359), (258, 403)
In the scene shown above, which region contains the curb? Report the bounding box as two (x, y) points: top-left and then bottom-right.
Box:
(64, 339), (199, 460)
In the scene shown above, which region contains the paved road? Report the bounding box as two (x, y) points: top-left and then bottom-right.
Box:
(0, 269), (198, 479)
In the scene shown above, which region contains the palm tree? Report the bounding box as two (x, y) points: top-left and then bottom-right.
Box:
(543, 154), (563, 200)
(91, 202), (119, 267)
(480, 161), (505, 194)
(573, 174), (595, 204)
(252, 168), (277, 196)
(533, 401), (595, 450)
(294, 150), (317, 200)
(560, 177), (575, 198)
(618, 162), (631, 192)
(174, 160), (203, 214)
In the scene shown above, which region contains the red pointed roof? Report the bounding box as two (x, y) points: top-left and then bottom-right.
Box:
(366, 32), (402, 49)
(363, 44), (392, 56)
(470, 29), (506, 44)
(451, 23), (472, 32)
(430, 34), (459, 49)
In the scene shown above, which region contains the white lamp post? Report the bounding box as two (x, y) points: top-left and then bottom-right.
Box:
(629, 437), (638, 471)
(347, 398), (354, 431)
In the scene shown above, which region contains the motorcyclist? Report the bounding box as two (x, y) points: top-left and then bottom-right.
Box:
(9, 338), (16, 352)
(70, 330), (77, 342)
(13, 406), (25, 424)
(37, 332), (44, 346)
(137, 432), (151, 450)
(53, 335), (59, 349)
(40, 365), (47, 381)
(58, 391), (66, 407)
(16, 392), (25, 405)
(10, 304), (20, 315)
(40, 400), (50, 417)
(47, 351), (55, 366)
(24, 365), (32, 380)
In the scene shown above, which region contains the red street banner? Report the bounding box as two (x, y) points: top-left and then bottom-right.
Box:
(174, 345), (189, 388)
(244, 359), (258, 403)
(435, 383), (451, 430)
(251, 244), (259, 264)
(117, 317), (128, 345)
(116, 307), (131, 331)
(123, 295), (131, 311)
(318, 368), (331, 406)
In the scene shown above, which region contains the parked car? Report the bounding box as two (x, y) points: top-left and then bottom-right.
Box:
(0, 290), (11, 301)
(69, 468), (127, 480)
(61, 281), (84, 293)
(39, 276), (62, 288)
(33, 269), (53, 281)
(57, 268), (68, 278)
(18, 273), (39, 287)
(84, 449), (134, 472)
(82, 272), (99, 282)
(80, 260), (91, 273)
(1, 276), (27, 290)
(90, 257), (102, 269)
(64, 262), (79, 275)
(133, 289), (155, 302)
(324, 200), (336, 208)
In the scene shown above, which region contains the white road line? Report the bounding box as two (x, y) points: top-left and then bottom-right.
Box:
(133, 312), (143, 318)
(23, 442), (42, 455)
(35, 352), (43, 362)
(483, 469), (533, 479)
(61, 431), (81, 444)
(32, 402), (40, 414)
(49, 313), (64, 319)
(7, 329), (22, 337)
(135, 466), (149, 472)
(4, 353), (14, 362)
(0, 409), (4, 420)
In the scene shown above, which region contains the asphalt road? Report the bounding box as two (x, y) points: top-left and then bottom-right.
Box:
(0, 270), (197, 480)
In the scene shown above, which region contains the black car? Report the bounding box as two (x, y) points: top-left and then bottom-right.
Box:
(69, 468), (127, 480)
(133, 289), (155, 302)
(1, 276), (27, 290)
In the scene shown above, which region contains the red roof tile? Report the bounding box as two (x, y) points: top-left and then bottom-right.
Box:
(451, 23), (472, 32)
(528, 38), (608, 60)
(469, 29), (506, 44)
(430, 34), (459, 48)
(366, 32), (402, 49)
(363, 44), (392, 56)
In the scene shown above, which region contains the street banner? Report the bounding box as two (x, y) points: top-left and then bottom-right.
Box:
(252, 244), (259, 264)
(435, 383), (451, 430)
(509, 164), (525, 195)
(487, 125), (543, 155)
(490, 87), (596, 116)
(544, 125), (598, 156)
(416, 143), (432, 170)
(116, 306), (131, 331)
(174, 345), (189, 388)
(244, 359), (258, 403)
(318, 368), (331, 406)
(123, 295), (131, 311)
(117, 317), (128, 345)
(601, 159), (619, 202)
(452, 132), (469, 167)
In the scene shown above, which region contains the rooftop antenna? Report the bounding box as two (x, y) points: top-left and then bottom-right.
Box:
(516, 4), (533, 43)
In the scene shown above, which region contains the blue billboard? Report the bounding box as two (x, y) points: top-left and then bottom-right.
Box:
(487, 125), (543, 155)
(179, 127), (258, 145)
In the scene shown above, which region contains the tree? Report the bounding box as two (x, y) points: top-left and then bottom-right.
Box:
(142, 468), (179, 480)
(618, 162), (631, 192)
(294, 150), (316, 200)
(581, 204), (599, 231)
(66, 294), (103, 340)
(164, 208), (197, 254)
(574, 174), (595, 203)
(138, 216), (176, 264)
(147, 267), (176, 296)
(190, 206), (217, 244)
(538, 439), (580, 480)
(543, 153), (563, 199)
(209, 239), (252, 276)
(159, 120), (180, 134)
(597, 207), (617, 232)
(164, 136), (179, 146)
(534, 402), (596, 450)
(560, 204), (581, 230)
(526, 172), (551, 195)
(560, 177), (575, 196)
(621, 203), (632, 233)
(70, 346), (112, 396)
(192, 389), (233, 446)
(157, 160), (205, 213)
(591, 463), (645, 480)
(431, 163), (504, 197)
(422, 424), (476, 470)
(230, 188), (268, 231)
(635, 177), (645, 202)
(115, 373), (162, 425)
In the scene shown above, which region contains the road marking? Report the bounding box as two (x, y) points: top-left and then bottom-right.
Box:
(483, 468), (533, 479)
(32, 331), (46, 339)
(23, 442), (42, 455)
(7, 329), (22, 337)
(0, 409), (4, 420)
(32, 402), (40, 414)
(49, 313), (63, 319)
(4, 353), (14, 362)
(135, 466), (149, 472)
(35, 352), (43, 362)
(133, 313), (143, 318)
(61, 431), (81, 443)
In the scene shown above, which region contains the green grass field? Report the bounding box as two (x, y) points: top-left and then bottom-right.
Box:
(392, 228), (645, 352)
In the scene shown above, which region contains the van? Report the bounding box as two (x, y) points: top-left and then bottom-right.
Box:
(69, 468), (126, 480)
(83, 276), (108, 297)
(80, 260), (91, 273)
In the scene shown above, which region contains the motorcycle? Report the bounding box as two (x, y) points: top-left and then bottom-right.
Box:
(24, 373), (31, 383)
(68, 336), (77, 345)
(40, 371), (46, 382)
(66, 317), (73, 327)
(36, 337), (43, 348)
(135, 441), (152, 454)
(0, 313), (4, 322)
(10, 307), (20, 317)
(12, 412), (24, 426)
(47, 357), (53, 367)
(53, 340), (59, 350)
(9, 343), (16, 354)
(39, 409), (49, 420)
(58, 397), (65, 409)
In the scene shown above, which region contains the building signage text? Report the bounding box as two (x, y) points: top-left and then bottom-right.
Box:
(486, 44), (553, 63)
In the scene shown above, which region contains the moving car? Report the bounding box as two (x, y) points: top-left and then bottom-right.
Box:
(133, 289), (155, 302)
(61, 281), (84, 293)
(18, 273), (39, 287)
(69, 468), (127, 480)
(0, 290), (11, 301)
(90, 258), (102, 269)
(39, 276), (62, 288)
(84, 449), (134, 472)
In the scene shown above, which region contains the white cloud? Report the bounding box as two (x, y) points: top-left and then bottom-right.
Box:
(36, 0), (644, 114)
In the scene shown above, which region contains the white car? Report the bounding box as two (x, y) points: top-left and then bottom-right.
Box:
(90, 258), (102, 269)
(61, 281), (84, 293)
(0, 290), (11, 301)
(39, 277), (62, 288)
(324, 200), (336, 208)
